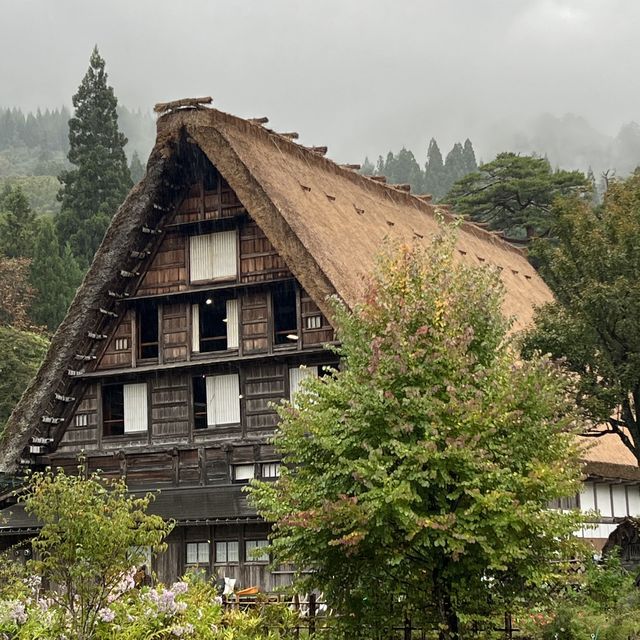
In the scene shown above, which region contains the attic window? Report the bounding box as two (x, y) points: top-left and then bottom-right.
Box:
(115, 338), (129, 351)
(273, 282), (298, 347)
(189, 231), (237, 282)
(305, 315), (322, 330)
(103, 382), (148, 436)
(137, 301), (159, 360)
(192, 297), (238, 353)
(75, 414), (88, 428)
(192, 373), (241, 430)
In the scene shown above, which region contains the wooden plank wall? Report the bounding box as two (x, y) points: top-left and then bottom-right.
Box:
(240, 222), (291, 283)
(162, 303), (189, 362)
(173, 177), (246, 225)
(243, 364), (286, 433)
(240, 291), (269, 354)
(151, 373), (190, 441)
(98, 311), (133, 369)
(137, 233), (187, 296)
(300, 289), (334, 346)
(154, 523), (290, 591)
(58, 384), (99, 450)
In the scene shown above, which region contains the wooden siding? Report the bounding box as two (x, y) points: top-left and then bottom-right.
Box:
(137, 233), (188, 296)
(240, 291), (269, 354)
(162, 303), (189, 363)
(58, 384), (98, 450)
(240, 221), (291, 283)
(151, 373), (191, 441)
(173, 177), (246, 225)
(300, 289), (334, 346)
(243, 363), (286, 433)
(97, 310), (133, 370)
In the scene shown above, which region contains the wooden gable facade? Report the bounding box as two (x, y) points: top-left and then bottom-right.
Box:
(5, 100), (609, 586)
(0, 147), (336, 588)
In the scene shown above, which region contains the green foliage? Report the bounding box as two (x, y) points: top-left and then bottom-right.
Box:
(129, 150), (145, 183)
(20, 469), (172, 640)
(0, 176), (61, 216)
(0, 185), (37, 258)
(365, 138), (478, 201)
(56, 46), (132, 265)
(518, 554), (640, 640)
(250, 234), (586, 638)
(29, 217), (83, 330)
(0, 326), (48, 434)
(446, 153), (591, 239)
(523, 172), (640, 464)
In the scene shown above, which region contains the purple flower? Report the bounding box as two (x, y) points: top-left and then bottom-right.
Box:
(98, 607), (116, 623)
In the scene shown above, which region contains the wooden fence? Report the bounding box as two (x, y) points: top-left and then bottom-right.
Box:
(222, 594), (520, 639)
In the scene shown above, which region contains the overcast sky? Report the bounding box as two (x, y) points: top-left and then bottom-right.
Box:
(1, 0), (638, 163)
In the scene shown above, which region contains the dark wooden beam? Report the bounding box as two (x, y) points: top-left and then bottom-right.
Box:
(154, 97), (213, 114)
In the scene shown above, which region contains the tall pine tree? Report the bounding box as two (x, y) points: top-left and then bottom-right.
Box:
(31, 218), (83, 331)
(423, 138), (445, 199)
(57, 46), (132, 266)
(129, 150), (145, 183)
(0, 185), (37, 258)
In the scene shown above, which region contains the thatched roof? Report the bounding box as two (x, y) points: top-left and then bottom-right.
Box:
(0, 103), (553, 473)
(581, 431), (640, 480)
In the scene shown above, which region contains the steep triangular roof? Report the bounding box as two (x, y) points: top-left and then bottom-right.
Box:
(0, 102), (552, 473)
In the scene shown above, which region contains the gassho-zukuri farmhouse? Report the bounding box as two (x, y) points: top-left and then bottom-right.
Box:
(0, 98), (637, 586)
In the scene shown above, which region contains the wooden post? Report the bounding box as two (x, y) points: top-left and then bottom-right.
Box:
(404, 615), (412, 640)
(504, 612), (513, 640)
(308, 593), (317, 636)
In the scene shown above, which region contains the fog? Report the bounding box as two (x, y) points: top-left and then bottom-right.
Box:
(2, 0), (639, 170)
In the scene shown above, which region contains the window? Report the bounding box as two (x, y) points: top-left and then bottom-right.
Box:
(115, 337), (129, 351)
(192, 298), (238, 353)
(103, 382), (148, 436)
(192, 373), (240, 429)
(137, 301), (159, 360)
(193, 377), (207, 430)
(233, 464), (255, 483)
(305, 315), (322, 330)
(261, 462), (281, 479)
(189, 231), (237, 282)
(186, 542), (210, 565)
(75, 414), (88, 428)
(289, 366), (318, 405)
(273, 282), (298, 346)
(245, 540), (269, 563)
(215, 540), (239, 563)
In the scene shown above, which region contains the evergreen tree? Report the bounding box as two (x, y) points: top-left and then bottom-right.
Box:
(423, 138), (445, 199)
(30, 218), (83, 331)
(129, 150), (145, 183)
(375, 155), (385, 176)
(443, 142), (467, 194)
(462, 138), (477, 174)
(391, 147), (423, 192)
(360, 156), (375, 176)
(0, 184), (36, 258)
(56, 46), (132, 266)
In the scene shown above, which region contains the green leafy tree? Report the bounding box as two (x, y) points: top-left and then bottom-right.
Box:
(22, 469), (172, 640)
(446, 153), (591, 240)
(0, 325), (48, 435)
(56, 46), (132, 266)
(522, 172), (640, 465)
(0, 184), (36, 258)
(30, 218), (83, 331)
(250, 235), (585, 639)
